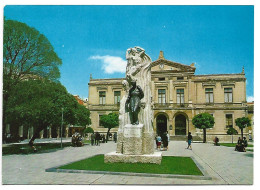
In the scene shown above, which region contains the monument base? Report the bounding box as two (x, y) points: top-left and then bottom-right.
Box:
(104, 151), (162, 165)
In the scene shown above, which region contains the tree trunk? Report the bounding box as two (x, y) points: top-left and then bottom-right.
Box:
(203, 128), (206, 143)
(232, 134), (233, 144)
(241, 129), (244, 138)
(106, 128), (111, 142)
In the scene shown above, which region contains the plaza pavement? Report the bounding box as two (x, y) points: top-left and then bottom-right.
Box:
(2, 140), (253, 185)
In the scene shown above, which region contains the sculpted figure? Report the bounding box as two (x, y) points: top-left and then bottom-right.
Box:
(125, 80), (144, 125)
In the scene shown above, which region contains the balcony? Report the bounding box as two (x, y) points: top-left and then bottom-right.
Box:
(153, 102), (246, 110)
(154, 103), (189, 109)
(89, 103), (120, 111)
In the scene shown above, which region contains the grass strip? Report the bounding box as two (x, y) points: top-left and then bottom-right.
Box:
(2, 142), (72, 155)
(219, 143), (253, 148)
(59, 155), (203, 176)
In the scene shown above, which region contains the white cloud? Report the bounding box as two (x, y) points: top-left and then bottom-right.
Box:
(90, 55), (127, 74)
(247, 96), (254, 102)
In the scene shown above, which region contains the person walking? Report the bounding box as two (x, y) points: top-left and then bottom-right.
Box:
(187, 132), (192, 150)
(156, 135), (162, 150)
(166, 131), (170, 150)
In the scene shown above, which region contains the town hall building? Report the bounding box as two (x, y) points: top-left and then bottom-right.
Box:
(88, 51), (249, 141)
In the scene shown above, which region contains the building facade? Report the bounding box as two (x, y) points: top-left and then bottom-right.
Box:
(88, 51), (249, 141)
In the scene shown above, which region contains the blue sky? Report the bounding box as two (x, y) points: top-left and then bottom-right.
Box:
(4, 5), (254, 101)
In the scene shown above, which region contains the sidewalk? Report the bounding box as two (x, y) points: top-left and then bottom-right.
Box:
(2, 141), (253, 185)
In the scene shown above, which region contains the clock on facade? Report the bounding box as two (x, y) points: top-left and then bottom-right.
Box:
(159, 64), (164, 69)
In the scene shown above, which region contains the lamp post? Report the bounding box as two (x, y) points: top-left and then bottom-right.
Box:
(61, 108), (64, 148)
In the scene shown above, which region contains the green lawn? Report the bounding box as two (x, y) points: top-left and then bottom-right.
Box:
(59, 155), (203, 176)
(2, 142), (72, 155)
(219, 143), (253, 148)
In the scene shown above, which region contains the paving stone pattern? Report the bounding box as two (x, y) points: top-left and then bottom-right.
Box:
(2, 141), (253, 185)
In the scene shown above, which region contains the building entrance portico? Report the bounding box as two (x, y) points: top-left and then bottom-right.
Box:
(156, 114), (167, 136)
(175, 113), (187, 135)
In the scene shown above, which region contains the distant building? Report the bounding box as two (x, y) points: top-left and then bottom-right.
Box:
(88, 51), (249, 141)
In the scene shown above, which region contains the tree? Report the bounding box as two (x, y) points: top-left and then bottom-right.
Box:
(3, 19), (62, 141)
(192, 113), (215, 143)
(100, 113), (119, 141)
(84, 127), (94, 138)
(5, 79), (91, 146)
(235, 117), (251, 138)
(226, 127), (238, 144)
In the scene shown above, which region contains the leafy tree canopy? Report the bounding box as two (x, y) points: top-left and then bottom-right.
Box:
(84, 127), (94, 134)
(192, 112), (214, 143)
(192, 113), (215, 129)
(226, 127), (238, 135)
(100, 113), (119, 130)
(5, 79), (91, 129)
(4, 19), (62, 83)
(235, 117), (251, 130)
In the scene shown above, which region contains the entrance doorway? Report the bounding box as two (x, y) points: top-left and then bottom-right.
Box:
(175, 114), (186, 135)
(156, 114), (167, 136)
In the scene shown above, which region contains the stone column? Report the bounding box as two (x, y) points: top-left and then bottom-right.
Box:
(169, 79), (173, 103)
(168, 118), (173, 135)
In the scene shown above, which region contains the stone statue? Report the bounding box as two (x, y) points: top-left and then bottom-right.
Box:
(116, 46), (155, 154)
(105, 46), (162, 164)
(125, 80), (144, 125)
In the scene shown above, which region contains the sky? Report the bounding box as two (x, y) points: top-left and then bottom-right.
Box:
(4, 5), (254, 101)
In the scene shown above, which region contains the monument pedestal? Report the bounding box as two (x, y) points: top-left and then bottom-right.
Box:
(122, 124), (143, 155)
(105, 124), (162, 164)
(104, 151), (162, 164)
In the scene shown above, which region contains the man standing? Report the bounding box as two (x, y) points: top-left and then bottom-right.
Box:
(90, 132), (95, 146)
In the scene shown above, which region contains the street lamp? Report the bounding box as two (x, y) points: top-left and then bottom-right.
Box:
(61, 108), (64, 148)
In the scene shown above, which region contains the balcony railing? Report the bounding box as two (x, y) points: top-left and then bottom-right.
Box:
(89, 103), (120, 110)
(153, 102), (246, 109)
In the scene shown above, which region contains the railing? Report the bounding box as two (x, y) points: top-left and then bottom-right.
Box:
(89, 102), (246, 110)
(88, 104), (120, 110)
(153, 102), (246, 109)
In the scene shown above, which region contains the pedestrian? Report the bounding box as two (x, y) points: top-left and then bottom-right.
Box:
(235, 137), (243, 151)
(243, 137), (248, 148)
(90, 132), (95, 146)
(166, 131), (170, 150)
(156, 135), (162, 150)
(114, 133), (117, 143)
(187, 132), (192, 150)
(162, 132), (168, 151)
(96, 132), (100, 146)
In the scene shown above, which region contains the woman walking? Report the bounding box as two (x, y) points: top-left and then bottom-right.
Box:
(187, 132), (192, 150)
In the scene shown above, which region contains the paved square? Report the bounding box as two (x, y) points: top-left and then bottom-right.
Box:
(2, 141), (253, 185)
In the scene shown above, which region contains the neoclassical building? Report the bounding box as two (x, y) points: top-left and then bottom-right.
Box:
(88, 51), (249, 141)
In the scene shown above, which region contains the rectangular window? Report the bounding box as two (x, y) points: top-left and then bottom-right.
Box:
(224, 88), (233, 103)
(158, 89), (166, 104)
(205, 88), (214, 103)
(99, 91), (106, 104)
(158, 77), (165, 81)
(226, 114), (233, 128)
(114, 91), (121, 104)
(177, 89), (184, 104)
(99, 115), (103, 127)
(177, 76), (184, 80)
